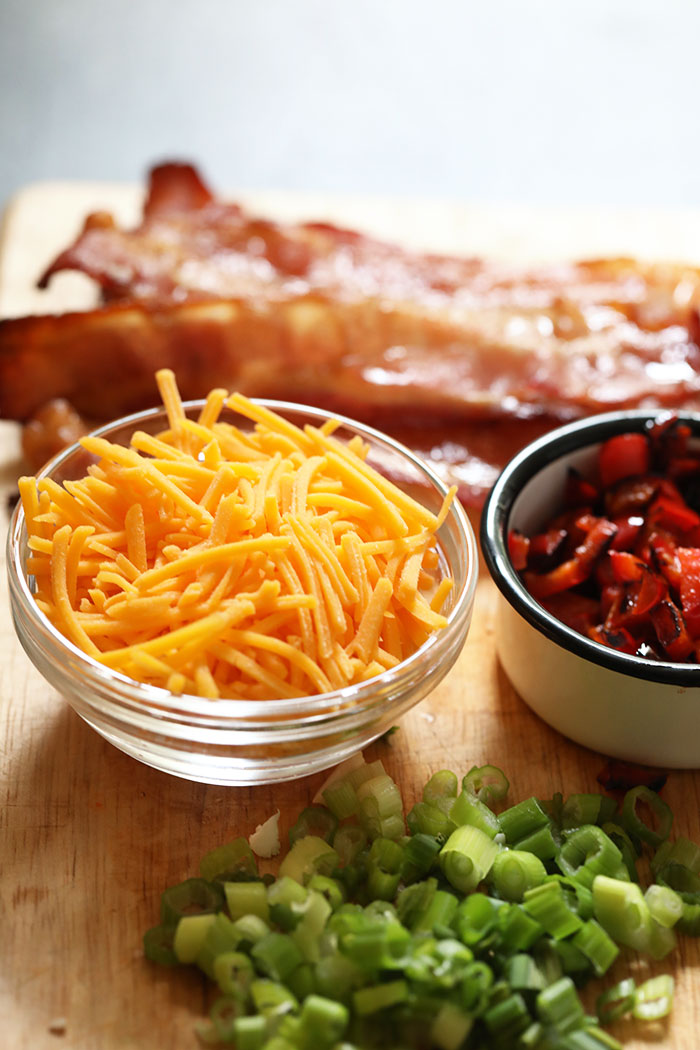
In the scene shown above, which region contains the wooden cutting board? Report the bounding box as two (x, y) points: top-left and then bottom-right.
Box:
(2, 182), (700, 1050)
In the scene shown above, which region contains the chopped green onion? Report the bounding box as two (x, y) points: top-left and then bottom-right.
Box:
(559, 1025), (624, 1049)
(345, 759), (386, 790)
(523, 881), (582, 940)
(483, 991), (530, 1043)
(199, 838), (258, 881)
(173, 913), (217, 964)
(633, 974), (674, 1020)
(290, 890), (332, 962)
(212, 950), (254, 998)
(462, 764), (510, 804)
(601, 822), (640, 882)
(448, 789), (501, 839)
(224, 880), (270, 922)
(439, 824), (500, 893)
(352, 978), (408, 1015)
(621, 785), (673, 847)
(645, 883), (684, 928)
(561, 793), (603, 829)
(251, 931), (303, 982)
(160, 877), (224, 925)
(144, 764), (693, 1048)
(289, 804), (338, 845)
(412, 888), (459, 934)
(357, 774), (404, 840)
(307, 873), (345, 911)
(513, 823), (559, 861)
(400, 832), (441, 883)
(592, 875), (653, 952)
(498, 903), (543, 952)
(503, 952), (546, 991)
(556, 826), (623, 889)
(571, 919), (619, 976)
(596, 976), (636, 1023)
(491, 849), (547, 901)
(231, 1014), (267, 1050)
(332, 824), (367, 867)
(267, 875), (308, 931)
(298, 994), (349, 1045)
(536, 975), (585, 1032)
(209, 995), (242, 1042)
(653, 836), (700, 875)
(250, 977), (299, 1017)
(142, 923), (178, 966)
(430, 1001), (473, 1050)
(422, 769), (458, 803)
(499, 798), (550, 844)
(278, 835), (339, 884)
(406, 800), (455, 839)
(198, 912), (253, 978)
(322, 778), (359, 821)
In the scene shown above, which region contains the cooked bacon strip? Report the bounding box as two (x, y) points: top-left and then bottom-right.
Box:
(3, 162), (700, 502)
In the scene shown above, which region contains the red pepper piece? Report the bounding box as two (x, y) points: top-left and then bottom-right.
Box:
(608, 550), (646, 584)
(650, 600), (694, 661)
(667, 455), (700, 480)
(600, 583), (622, 622)
(589, 624), (639, 654)
(603, 476), (658, 519)
(676, 547), (700, 639)
(529, 527), (568, 564)
(540, 592), (600, 634)
(599, 433), (651, 489)
(507, 530), (530, 571)
(648, 494), (700, 535)
(647, 532), (682, 591)
(564, 467), (599, 508)
(524, 517), (617, 599)
(609, 514), (643, 552)
(611, 569), (666, 628)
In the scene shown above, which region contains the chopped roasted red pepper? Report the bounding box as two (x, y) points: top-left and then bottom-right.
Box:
(599, 432), (650, 489)
(609, 514), (643, 551)
(603, 475), (658, 519)
(650, 600), (694, 661)
(510, 414), (700, 664)
(507, 529), (530, 571)
(523, 517), (617, 600)
(677, 547), (700, 639)
(540, 592), (599, 634)
(648, 493), (700, 535)
(588, 624), (639, 654)
(608, 550), (646, 584)
(528, 527), (568, 565)
(564, 468), (599, 508)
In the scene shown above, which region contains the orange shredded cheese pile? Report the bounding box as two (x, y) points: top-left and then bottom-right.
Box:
(19, 370), (455, 700)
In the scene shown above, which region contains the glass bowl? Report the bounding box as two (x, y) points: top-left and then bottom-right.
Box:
(481, 409), (700, 768)
(7, 400), (477, 785)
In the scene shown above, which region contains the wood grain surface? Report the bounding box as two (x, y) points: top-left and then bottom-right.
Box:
(2, 183), (700, 1050)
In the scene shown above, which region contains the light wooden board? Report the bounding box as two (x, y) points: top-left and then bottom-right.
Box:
(2, 182), (700, 1049)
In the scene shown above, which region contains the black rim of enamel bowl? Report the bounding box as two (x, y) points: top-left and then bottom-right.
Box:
(480, 408), (700, 686)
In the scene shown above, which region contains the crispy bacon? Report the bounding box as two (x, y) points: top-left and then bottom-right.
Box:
(3, 162), (700, 501)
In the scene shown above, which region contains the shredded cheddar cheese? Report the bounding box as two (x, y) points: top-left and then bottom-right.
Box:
(20, 369), (456, 700)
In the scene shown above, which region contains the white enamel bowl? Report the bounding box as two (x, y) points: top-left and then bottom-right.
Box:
(481, 410), (700, 769)
(7, 400), (478, 786)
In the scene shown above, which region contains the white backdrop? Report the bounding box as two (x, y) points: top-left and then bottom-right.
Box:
(1, 0), (699, 209)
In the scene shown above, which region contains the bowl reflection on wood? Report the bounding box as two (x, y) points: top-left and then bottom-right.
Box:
(481, 410), (700, 769)
(7, 399), (478, 786)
